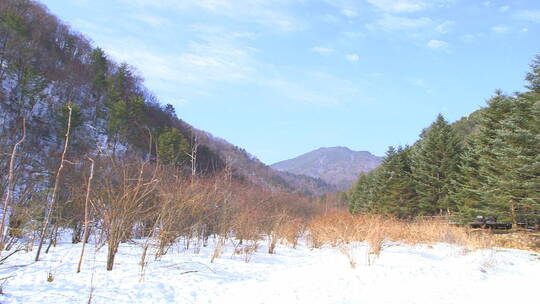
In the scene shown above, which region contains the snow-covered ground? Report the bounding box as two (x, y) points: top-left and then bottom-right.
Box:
(0, 236), (538, 304)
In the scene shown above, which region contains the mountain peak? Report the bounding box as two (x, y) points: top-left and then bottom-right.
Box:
(316, 146), (352, 152)
(271, 147), (382, 190)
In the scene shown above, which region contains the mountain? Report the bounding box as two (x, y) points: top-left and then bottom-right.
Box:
(191, 131), (337, 195)
(0, 0), (334, 197)
(271, 147), (382, 190)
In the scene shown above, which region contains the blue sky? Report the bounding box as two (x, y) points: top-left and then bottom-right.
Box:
(41, 0), (540, 164)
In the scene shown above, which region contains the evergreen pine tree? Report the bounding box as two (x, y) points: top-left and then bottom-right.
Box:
(411, 114), (462, 215)
(348, 170), (381, 215)
(452, 137), (486, 220)
(376, 146), (417, 218)
(474, 92), (515, 220)
(525, 54), (540, 93)
(157, 127), (190, 166)
(485, 94), (539, 224)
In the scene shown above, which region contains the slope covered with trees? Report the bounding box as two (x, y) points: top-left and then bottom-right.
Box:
(349, 56), (540, 226)
(0, 0), (334, 198)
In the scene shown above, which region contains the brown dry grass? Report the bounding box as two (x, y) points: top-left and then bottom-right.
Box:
(489, 232), (540, 252)
(305, 212), (530, 267)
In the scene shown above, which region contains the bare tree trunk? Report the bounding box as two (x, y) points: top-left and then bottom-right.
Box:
(188, 134), (199, 181)
(0, 118), (26, 252)
(106, 243), (118, 271)
(45, 224), (58, 254)
(77, 157), (94, 273)
(35, 105), (73, 261)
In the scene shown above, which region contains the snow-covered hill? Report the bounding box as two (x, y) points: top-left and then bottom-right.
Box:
(0, 236), (538, 303)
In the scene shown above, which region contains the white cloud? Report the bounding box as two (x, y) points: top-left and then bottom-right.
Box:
(515, 9), (540, 24)
(491, 25), (509, 33)
(460, 34), (476, 43)
(460, 33), (487, 43)
(132, 14), (171, 27)
(340, 31), (366, 39)
(407, 77), (427, 88)
(365, 0), (454, 13)
(435, 20), (454, 34)
(366, 0), (428, 13)
(482, 1), (491, 7)
(311, 47), (334, 55)
(346, 53), (360, 62)
(499, 6), (509, 13)
(125, 0), (305, 32)
(366, 14), (432, 31)
(427, 39), (448, 49)
(260, 70), (364, 106)
(341, 9), (358, 17)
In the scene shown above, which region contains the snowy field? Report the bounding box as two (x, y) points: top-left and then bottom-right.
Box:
(0, 236), (538, 304)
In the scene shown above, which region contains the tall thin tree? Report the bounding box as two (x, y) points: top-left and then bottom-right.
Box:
(35, 104), (73, 261)
(77, 156), (94, 273)
(0, 117), (26, 252)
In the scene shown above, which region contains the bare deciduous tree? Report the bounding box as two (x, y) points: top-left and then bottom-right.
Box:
(93, 159), (158, 270)
(77, 156), (94, 273)
(35, 104), (73, 261)
(0, 118), (26, 253)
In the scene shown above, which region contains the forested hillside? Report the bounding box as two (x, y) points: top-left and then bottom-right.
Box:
(0, 0), (334, 197)
(349, 59), (540, 226)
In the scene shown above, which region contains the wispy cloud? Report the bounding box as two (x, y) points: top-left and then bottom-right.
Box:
(435, 21), (454, 34)
(427, 39), (448, 49)
(125, 0), (305, 32)
(491, 25), (509, 34)
(106, 40), (256, 88)
(365, 0), (454, 13)
(366, 0), (428, 13)
(346, 53), (360, 62)
(131, 13), (171, 27)
(366, 14), (432, 31)
(342, 9), (359, 17)
(407, 77), (427, 87)
(311, 46), (334, 55)
(499, 6), (510, 13)
(323, 0), (362, 18)
(256, 69), (365, 106)
(514, 9), (540, 24)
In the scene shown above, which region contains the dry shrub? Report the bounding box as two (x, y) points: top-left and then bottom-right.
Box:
(365, 216), (389, 266)
(210, 236), (226, 263)
(278, 218), (305, 248)
(233, 206), (263, 246)
(490, 232), (539, 252)
(92, 159), (159, 271)
(384, 218), (494, 251)
(307, 213), (369, 268)
(304, 212), (519, 268)
(265, 213), (289, 254)
(308, 213), (364, 248)
(339, 245), (358, 268)
(155, 175), (214, 258)
(234, 241), (259, 263)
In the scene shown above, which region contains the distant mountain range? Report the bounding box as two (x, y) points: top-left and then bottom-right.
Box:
(271, 147), (382, 190)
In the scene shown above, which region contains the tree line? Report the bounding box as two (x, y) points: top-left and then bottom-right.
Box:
(349, 55), (540, 227)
